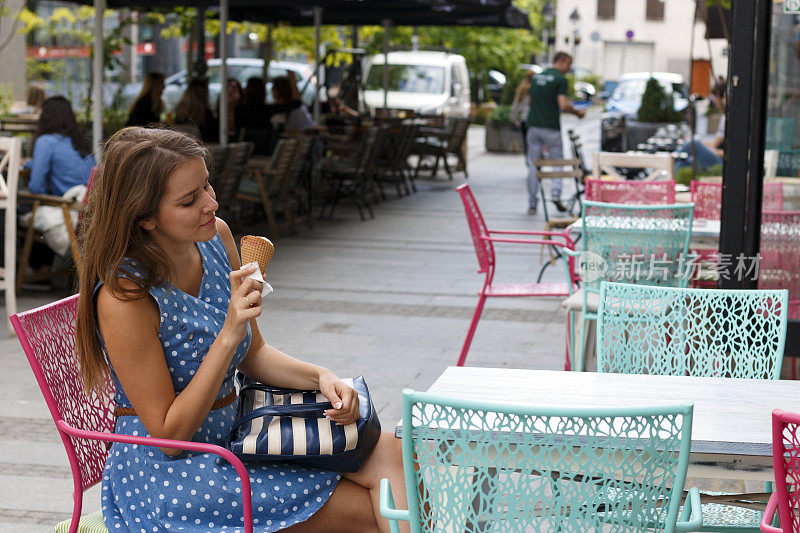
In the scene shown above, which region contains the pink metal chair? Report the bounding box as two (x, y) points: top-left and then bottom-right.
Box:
(761, 409), (800, 532)
(10, 295), (254, 533)
(456, 184), (577, 367)
(761, 210), (800, 320)
(691, 181), (784, 220)
(584, 178), (676, 204)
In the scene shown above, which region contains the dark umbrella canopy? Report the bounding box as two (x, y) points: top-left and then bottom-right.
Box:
(79, 0), (530, 29)
(226, 1), (530, 29)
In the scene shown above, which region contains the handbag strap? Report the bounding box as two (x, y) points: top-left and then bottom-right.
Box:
(238, 383), (313, 396)
(230, 401), (334, 435)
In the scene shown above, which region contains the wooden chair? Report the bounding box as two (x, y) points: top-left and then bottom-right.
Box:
(319, 126), (387, 220)
(210, 142), (254, 235)
(592, 151), (675, 181)
(413, 117), (470, 180)
(0, 136), (21, 333)
(238, 137), (299, 238)
(531, 158), (583, 231)
(374, 124), (415, 199)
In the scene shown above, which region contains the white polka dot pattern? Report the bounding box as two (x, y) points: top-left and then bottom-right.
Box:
(98, 235), (340, 531)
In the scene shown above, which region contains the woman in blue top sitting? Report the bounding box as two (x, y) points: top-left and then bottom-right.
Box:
(28, 96), (95, 196)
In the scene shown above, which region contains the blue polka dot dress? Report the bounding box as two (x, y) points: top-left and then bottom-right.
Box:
(96, 233), (340, 532)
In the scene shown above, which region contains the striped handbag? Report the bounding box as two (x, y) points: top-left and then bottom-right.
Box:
(227, 373), (381, 472)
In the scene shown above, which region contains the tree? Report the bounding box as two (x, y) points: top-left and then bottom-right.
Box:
(637, 77), (682, 123)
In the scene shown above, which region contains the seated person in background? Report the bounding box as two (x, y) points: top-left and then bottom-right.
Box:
(175, 78), (219, 143)
(215, 78), (243, 133)
(125, 72), (165, 127)
(233, 77), (302, 154)
(270, 76), (315, 133)
(20, 84), (46, 116)
(676, 80), (726, 172)
(28, 96), (95, 196)
(25, 95), (95, 273)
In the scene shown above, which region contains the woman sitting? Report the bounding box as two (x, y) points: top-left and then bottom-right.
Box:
(175, 78), (219, 143)
(75, 127), (409, 532)
(28, 96), (95, 196)
(216, 77), (243, 133)
(125, 71), (166, 127)
(234, 77), (302, 154)
(271, 76), (315, 133)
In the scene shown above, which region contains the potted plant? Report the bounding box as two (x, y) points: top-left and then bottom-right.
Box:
(484, 69), (526, 153)
(626, 77), (685, 149)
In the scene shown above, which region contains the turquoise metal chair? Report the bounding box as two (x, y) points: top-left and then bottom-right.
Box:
(563, 201), (694, 372)
(380, 389), (702, 532)
(597, 281), (789, 531)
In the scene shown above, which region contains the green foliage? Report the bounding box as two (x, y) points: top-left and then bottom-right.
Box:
(0, 84), (13, 118)
(675, 164), (723, 186)
(26, 58), (66, 81)
(637, 77), (682, 123)
(488, 104), (512, 127)
(565, 73), (576, 100)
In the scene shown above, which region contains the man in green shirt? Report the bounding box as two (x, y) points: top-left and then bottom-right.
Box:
(526, 52), (585, 214)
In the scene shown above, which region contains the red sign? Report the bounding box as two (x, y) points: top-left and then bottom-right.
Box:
(27, 42), (155, 59)
(181, 41), (216, 60)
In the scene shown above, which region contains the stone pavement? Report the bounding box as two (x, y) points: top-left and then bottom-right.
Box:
(4, 110), (746, 530)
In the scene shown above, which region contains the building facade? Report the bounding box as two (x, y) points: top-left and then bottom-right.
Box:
(555, 0), (728, 85)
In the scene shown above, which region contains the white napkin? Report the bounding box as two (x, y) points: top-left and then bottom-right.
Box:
(242, 262), (273, 298)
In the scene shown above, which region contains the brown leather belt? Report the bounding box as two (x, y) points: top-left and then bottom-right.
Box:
(114, 390), (237, 418)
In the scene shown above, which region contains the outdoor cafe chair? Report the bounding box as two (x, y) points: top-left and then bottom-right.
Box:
(585, 178), (676, 205)
(10, 295), (255, 533)
(207, 141), (254, 235)
(691, 181), (783, 221)
(456, 183), (576, 367)
(562, 201), (694, 373)
(379, 389), (703, 532)
(0, 135), (21, 333)
(597, 281), (788, 531)
(413, 117), (469, 180)
(759, 210), (800, 321)
(761, 409), (800, 533)
(237, 137), (300, 238)
(596, 282), (787, 379)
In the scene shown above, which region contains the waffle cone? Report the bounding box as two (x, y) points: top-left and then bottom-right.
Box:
(240, 235), (275, 275)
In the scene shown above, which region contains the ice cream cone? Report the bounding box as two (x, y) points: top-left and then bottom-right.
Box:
(240, 235), (275, 276)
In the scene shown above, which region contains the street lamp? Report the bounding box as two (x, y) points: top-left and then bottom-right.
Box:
(542, 0), (555, 64)
(569, 8), (581, 59)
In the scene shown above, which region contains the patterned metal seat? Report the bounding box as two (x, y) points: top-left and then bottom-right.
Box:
(597, 281), (789, 531)
(380, 390), (703, 532)
(585, 179), (676, 205)
(10, 296), (254, 533)
(761, 409), (800, 532)
(563, 201), (694, 372)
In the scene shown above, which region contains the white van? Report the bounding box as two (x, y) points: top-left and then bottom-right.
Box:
(362, 51), (471, 117)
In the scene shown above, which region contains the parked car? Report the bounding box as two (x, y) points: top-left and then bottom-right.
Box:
(361, 51), (471, 117)
(601, 72), (689, 151)
(119, 58), (319, 113)
(486, 69), (506, 103)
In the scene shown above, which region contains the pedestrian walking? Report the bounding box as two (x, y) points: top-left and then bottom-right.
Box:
(525, 52), (585, 215)
(511, 69), (535, 160)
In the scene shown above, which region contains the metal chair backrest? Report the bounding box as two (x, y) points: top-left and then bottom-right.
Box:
(761, 210), (800, 320)
(532, 158), (584, 223)
(691, 181), (783, 220)
(399, 389), (694, 532)
(11, 295), (115, 493)
(585, 179), (676, 204)
(568, 129), (590, 177)
(597, 282), (787, 378)
(770, 409), (800, 533)
(456, 183), (494, 274)
(581, 201), (694, 292)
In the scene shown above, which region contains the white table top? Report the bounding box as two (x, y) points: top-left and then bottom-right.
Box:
(399, 367), (800, 457)
(568, 217), (720, 239)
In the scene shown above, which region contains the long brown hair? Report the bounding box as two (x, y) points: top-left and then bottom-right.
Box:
(36, 96), (92, 158)
(129, 71), (165, 116)
(176, 78), (211, 126)
(76, 127), (209, 392)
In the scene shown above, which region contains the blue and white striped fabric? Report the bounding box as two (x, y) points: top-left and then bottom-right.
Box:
(229, 375), (380, 472)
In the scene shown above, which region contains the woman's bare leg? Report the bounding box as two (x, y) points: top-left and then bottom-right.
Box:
(282, 477), (379, 533)
(343, 432), (410, 533)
